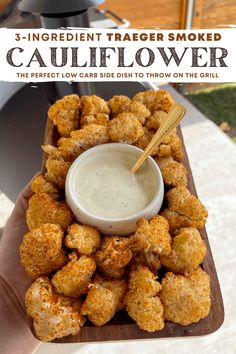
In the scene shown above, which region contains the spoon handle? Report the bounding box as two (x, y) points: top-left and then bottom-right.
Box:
(131, 103), (186, 174)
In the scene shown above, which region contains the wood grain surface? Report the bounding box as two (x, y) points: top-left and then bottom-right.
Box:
(42, 116), (224, 343)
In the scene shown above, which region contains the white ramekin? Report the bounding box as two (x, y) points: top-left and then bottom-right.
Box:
(65, 143), (164, 236)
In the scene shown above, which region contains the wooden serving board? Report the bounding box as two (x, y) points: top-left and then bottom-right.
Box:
(42, 119), (224, 343)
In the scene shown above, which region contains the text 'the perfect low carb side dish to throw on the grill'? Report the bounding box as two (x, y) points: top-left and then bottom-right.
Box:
(19, 90), (210, 342)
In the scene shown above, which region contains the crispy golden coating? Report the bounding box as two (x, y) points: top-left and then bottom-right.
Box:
(129, 252), (161, 275)
(160, 227), (206, 273)
(133, 89), (174, 114)
(65, 223), (101, 255)
(108, 112), (144, 144)
(43, 147), (72, 189)
(25, 277), (85, 341)
(132, 90), (158, 112)
(81, 95), (110, 116)
(128, 101), (151, 125)
(134, 127), (153, 151)
(81, 285), (116, 326)
(155, 156), (187, 187)
(131, 216), (171, 257)
(52, 254), (96, 298)
(26, 193), (73, 231)
(162, 186), (208, 230)
(48, 94), (80, 137)
(94, 236), (132, 279)
(94, 274), (127, 310)
(31, 174), (61, 200)
(153, 132), (184, 161)
(145, 110), (168, 131)
(160, 268), (211, 325)
(153, 89), (174, 112)
(58, 124), (110, 160)
(80, 113), (109, 127)
(20, 224), (68, 279)
(108, 95), (131, 116)
(124, 266), (164, 332)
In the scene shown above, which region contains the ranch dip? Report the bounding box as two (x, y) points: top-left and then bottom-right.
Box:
(73, 150), (158, 219)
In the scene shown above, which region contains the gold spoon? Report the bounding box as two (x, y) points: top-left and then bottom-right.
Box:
(131, 103), (186, 174)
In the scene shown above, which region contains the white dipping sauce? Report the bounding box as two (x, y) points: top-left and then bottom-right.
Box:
(74, 150), (158, 219)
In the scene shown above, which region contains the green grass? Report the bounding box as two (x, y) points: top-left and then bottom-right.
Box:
(187, 84), (236, 129)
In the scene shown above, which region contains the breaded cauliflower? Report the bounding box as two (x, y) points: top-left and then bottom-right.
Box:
(65, 223), (101, 255)
(124, 266), (164, 332)
(160, 227), (206, 273)
(153, 89), (174, 112)
(130, 216), (171, 257)
(81, 285), (116, 326)
(81, 95), (110, 116)
(132, 90), (158, 112)
(80, 113), (109, 127)
(31, 174), (61, 200)
(129, 252), (161, 275)
(52, 253), (96, 298)
(162, 186), (208, 230)
(26, 193), (73, 231)
(42, 146), (72, 189)
(155, 156), (187, 187)
(108, 95), (131, 116)
(160, 267), (211, 325)
(128, 101), (151, 125)
(94, 236), (132, 279)
(20, 224), (68, 279)
(145, 110), (168, 131)
(48, 94), (80, 137)
(133, 89), (174, 113)
(58, 124), (110, 160)
(108, 113), (144, 144)
(134, 127), (154, 151)
(153, 132), (184, 161)
(25, 277), (85, 341)
(94, 274), (127, 310)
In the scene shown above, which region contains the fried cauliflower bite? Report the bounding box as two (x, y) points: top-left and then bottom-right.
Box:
(20, 224), (68, 279)
(155, 156), (187, 187)
(93, 274), (127, 310)
(160, 267), (211, 325)
(25, 277), (85, 341)
(94, 236), (132, 279)
(145, 110), (168, 131)
(162, 186), (208, 230)
(81, 285), (116, 326)
(153, 132), (184, 161)
(26, 193), (73, 231)
(42, 146), (72, 189)
(108, 95), (131, 116)
(129, 252), (161, 275)
(134, 127), (153, 151)
(58, 124), (110, 160)
(31, 174), (61, 200)
(130, 216), (171, 257)
(153, 89), (174, 113)
(79, 113), (109, 127)
(124, 266), (164, 332)
(108, 113), (144, 144)
(81, 95), (110, 116)
(48, 94), (80, 137)
(65, 223), (101, 255)
(133, 89), (174, 114)
(128, 101), (151, 125)
(52, 253), (96, 298)
(160, 228), (206, 274)
(132, 90), (158, 112)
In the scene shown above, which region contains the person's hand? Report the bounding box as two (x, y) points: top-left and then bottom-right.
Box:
(0, 180), (40, 354)
(0, 181), (33, 306)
